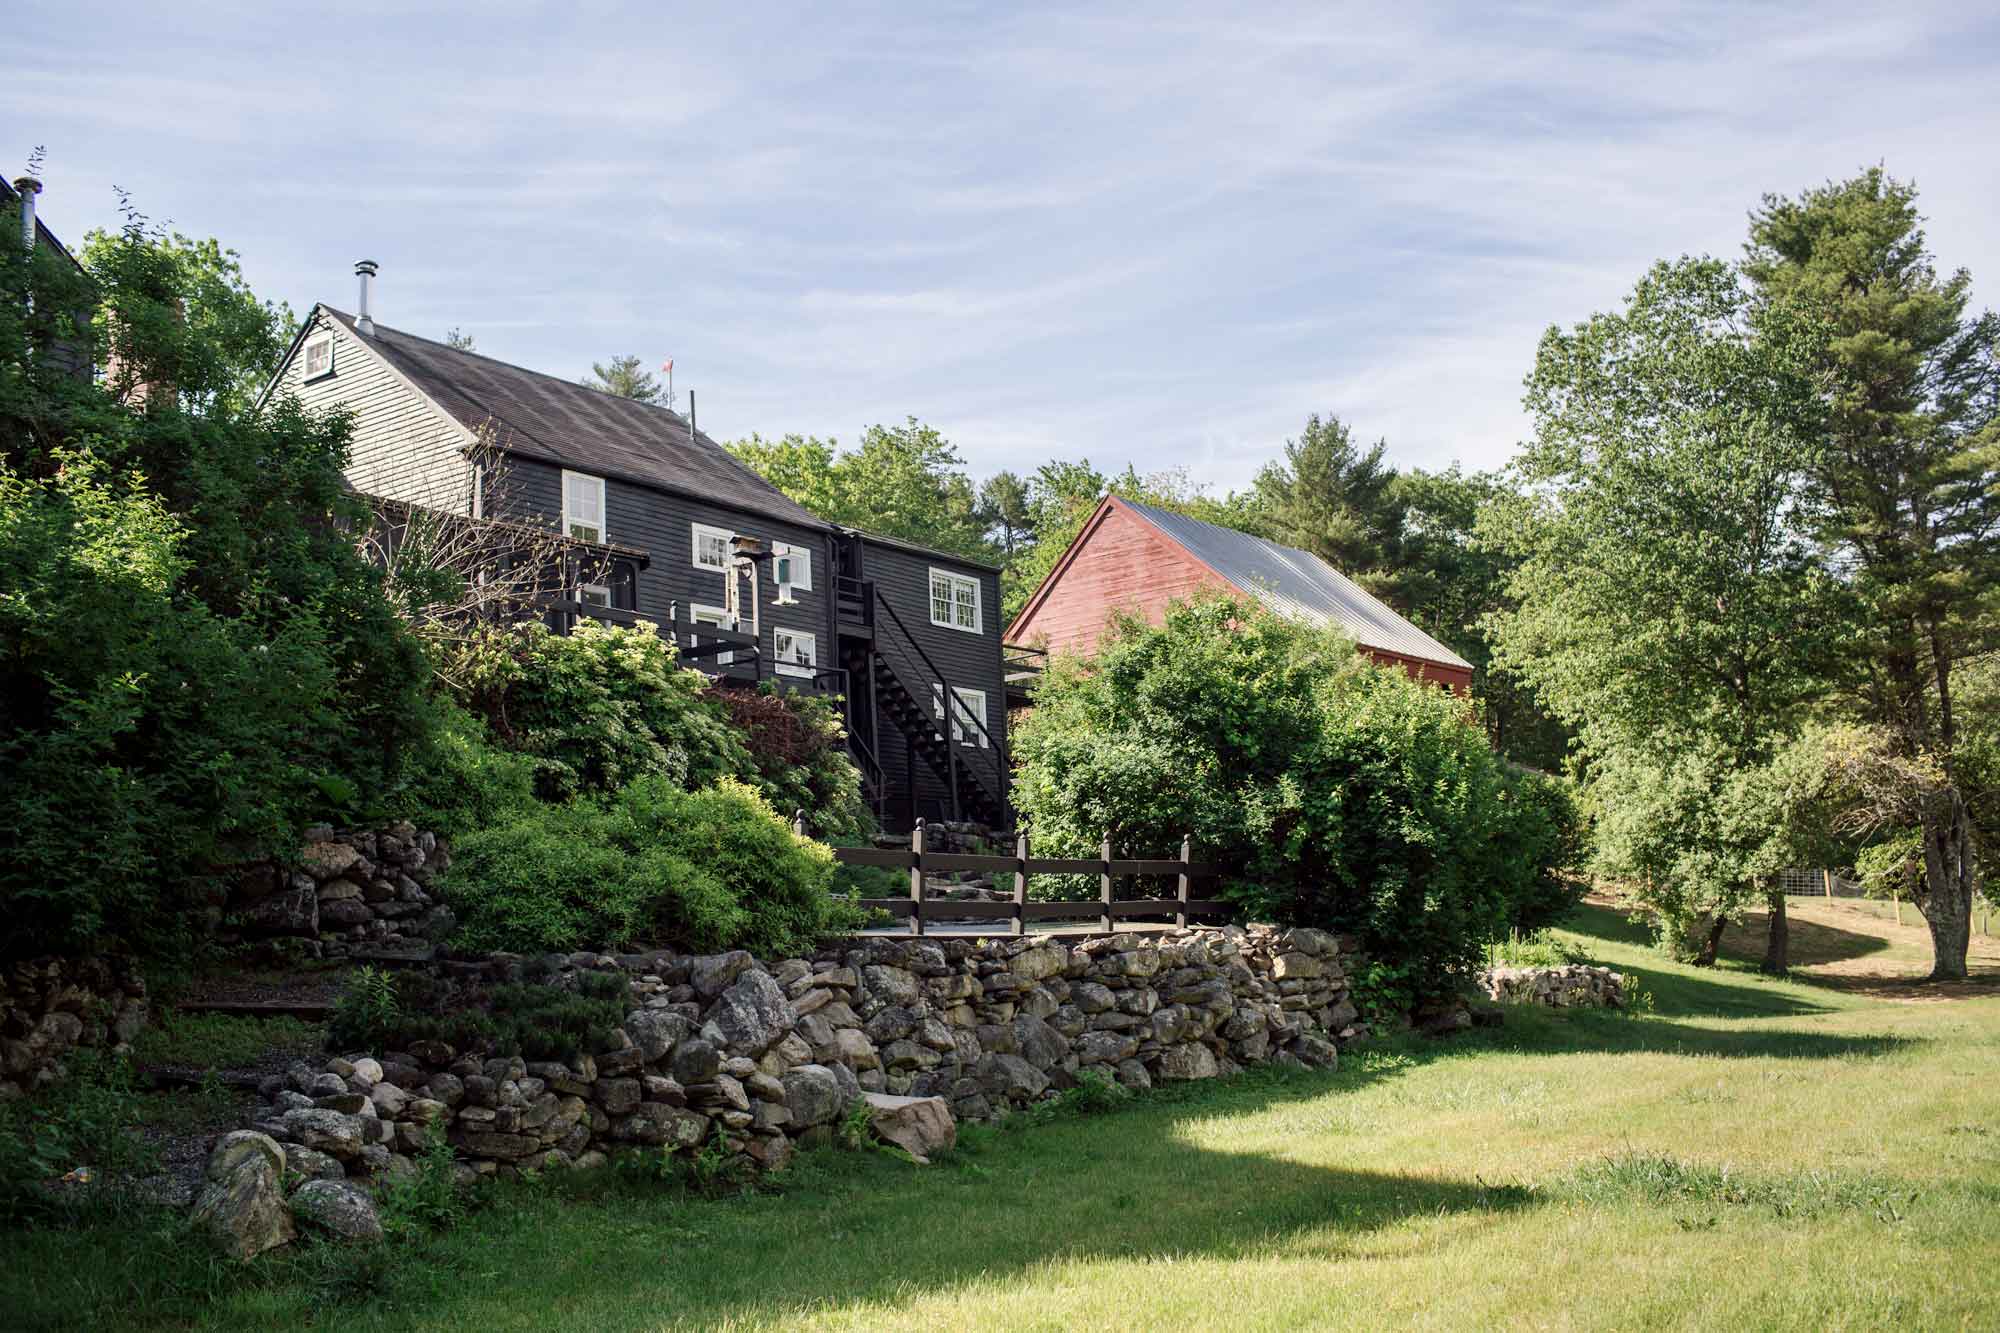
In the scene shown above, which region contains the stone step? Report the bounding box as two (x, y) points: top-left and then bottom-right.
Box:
(176, 998), (336, 1021)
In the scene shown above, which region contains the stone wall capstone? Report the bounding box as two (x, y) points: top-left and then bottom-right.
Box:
(238, 924), (1368, 1191)
(0, 955), (148, 1100)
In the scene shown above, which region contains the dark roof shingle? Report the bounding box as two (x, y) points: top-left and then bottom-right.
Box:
(323, 308), (831, 531)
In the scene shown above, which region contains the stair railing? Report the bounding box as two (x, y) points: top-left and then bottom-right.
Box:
(868, 584), (1009, 823)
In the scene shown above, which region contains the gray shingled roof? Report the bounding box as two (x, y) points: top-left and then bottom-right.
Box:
(322, 308), (831, 531)
(1120, 498), (1473, 670)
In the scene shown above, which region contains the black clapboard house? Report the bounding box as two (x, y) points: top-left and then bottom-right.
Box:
(265, 270), (1008, 832)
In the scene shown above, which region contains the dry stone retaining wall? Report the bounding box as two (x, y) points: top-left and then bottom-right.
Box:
(1479, 963), (1626, 1008)
(239, 925), (1367, 1191)
(228, 822), (454, 956)
(0, 955), (148, 1100)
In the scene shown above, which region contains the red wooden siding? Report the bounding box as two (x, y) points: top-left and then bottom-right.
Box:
(1008, 497), (1474, 694)
(1008, 501), (1228, 657)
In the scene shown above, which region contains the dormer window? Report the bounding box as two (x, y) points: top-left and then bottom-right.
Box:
(563, 471), (606, 543)
(301, 332), (334, 381)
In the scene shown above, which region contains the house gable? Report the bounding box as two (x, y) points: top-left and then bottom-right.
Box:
(1008, 495), (1475, 693)
(269, 306), (478, 513)
(1007, 497), (1229, 656)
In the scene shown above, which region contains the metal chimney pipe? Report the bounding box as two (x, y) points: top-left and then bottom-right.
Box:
(354, 260), (379, 335)
(14, 177), (41, 250)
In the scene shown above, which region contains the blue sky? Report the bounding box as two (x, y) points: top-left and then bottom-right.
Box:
(9, 2), (1998, 491)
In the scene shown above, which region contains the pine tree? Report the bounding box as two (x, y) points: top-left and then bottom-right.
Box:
(1743, 167), (2000, 979)
(584, 354), (662, 404)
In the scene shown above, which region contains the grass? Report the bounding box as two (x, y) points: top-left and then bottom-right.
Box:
(129, 1013), (325, 1072)
(8, 896), (2000, 1331)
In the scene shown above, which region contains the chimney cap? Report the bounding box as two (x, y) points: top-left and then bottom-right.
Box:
(354, 259), (379, 276)
(12, 177), (41, 196)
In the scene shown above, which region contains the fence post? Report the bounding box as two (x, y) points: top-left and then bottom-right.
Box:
(1176, 834), (1192, 930)
(1099, 834), (1114, 934)
(793, 809), (807, 839)
(909, 819), (926, 938)
(1822, 868), (1832, 900)
(1012, 831), (1029, 937)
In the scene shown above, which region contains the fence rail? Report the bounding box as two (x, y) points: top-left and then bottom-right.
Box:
(802, 816), (1229, 937)
(1777, 867), (1866, 898)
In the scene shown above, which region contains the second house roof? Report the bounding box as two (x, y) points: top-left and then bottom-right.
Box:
(1116, 497), (1473, 670)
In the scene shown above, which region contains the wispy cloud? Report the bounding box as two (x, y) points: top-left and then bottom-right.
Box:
(5, 1), (1996, 491)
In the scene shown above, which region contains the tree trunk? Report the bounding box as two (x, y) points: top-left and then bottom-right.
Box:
(1694, 914), (1727, 967)
(1920, 796), (1976, 982)
(1760, 889), (1788, 975)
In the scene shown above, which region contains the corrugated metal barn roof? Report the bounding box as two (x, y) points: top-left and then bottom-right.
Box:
(1120, 497), (1473, 670)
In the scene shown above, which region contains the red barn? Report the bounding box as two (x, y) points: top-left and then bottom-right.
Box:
(1007, 496), (1474, 692)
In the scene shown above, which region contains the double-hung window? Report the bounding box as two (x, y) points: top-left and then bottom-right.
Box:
(930, 684), (989, 748)
(774, 628), (817, 678)
(301, 333), (334, 381)
(770, 542), (812, 602)
(562, 471), (606, 543)
(928, 567), (981, 633)
(693, 523), (734, 573)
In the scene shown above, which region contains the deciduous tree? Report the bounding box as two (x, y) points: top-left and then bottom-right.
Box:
(1486, 257), (1838, 968)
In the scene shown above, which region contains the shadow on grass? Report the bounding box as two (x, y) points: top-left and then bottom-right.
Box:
(5, 1012), (1922, 1333)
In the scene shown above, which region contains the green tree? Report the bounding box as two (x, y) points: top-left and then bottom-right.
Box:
(78, 222), (296, 417)
(1743, 168), (2000, 980)
(1392, 466), (1569, 769)
(444, 327), (476, 351)
(1, 200), (432, 958)
(977, 469), (1036, 555)
(729, 418), (995, 561)
(1247, 413), (1410, 603)
(1486, 257), (1838, 969)
(584, 354), (663, 403)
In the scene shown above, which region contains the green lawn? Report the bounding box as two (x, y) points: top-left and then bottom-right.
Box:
(10, 899), (2000, 1331)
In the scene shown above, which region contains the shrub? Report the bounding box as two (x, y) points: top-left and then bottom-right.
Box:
(328, 968), (631, 1065)
(444, 621), (750, 802)
(0, 212), (434, 960)
(1013, 596), (1581, 1008)
(705, 682), (871, 841)
(448, 777), (849, 955)
(435, 623), (875, 842)
(390, 697), (538, 839)
(0, 1052), (160, 1224)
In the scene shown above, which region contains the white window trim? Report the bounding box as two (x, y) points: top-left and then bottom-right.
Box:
(774, 628), (817, 678)
(693, 523), (735, 573)
(690, 603), (734, 666)
(928, 567), (983, 634)
(561, 470), (607, 544)
(770, 542), (813, 597)
(301, 332), (335, 382)
(930, 683), (990, 748)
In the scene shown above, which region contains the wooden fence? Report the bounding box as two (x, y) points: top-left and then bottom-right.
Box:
(800, 816), (1229, 937)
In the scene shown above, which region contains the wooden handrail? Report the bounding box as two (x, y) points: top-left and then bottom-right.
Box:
(800, 815), (1226, 935)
